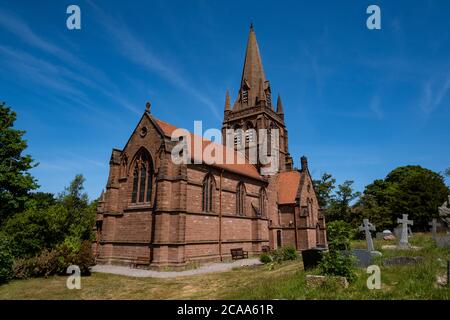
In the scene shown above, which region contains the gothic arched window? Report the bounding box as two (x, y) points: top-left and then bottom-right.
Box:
(202, 173), (215, 213)
(236, 182), (246, 216)
(259, 188), (267, 217)
(131, 148), (154, 204)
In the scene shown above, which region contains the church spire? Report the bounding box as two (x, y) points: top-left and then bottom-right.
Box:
(232, 24), (268, 111)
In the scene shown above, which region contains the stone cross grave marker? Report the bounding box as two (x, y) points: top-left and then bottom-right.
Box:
(359, 219), (376, 252)
(429, 218), (441, 239)
(397, 214), (413, 248)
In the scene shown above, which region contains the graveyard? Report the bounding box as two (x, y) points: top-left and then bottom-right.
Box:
(0, 232), (448, 300)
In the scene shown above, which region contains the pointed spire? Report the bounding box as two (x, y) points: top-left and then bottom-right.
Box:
(233, 24), (267, 111)
(224, 90), (231, 112)
(276, 94), (284, 114)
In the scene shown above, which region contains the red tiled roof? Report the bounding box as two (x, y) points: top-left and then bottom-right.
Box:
(154, 118), (262, 180)
(277, 171), (301, 204)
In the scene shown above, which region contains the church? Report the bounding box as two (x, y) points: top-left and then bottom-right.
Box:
(94, 25), (327, 269)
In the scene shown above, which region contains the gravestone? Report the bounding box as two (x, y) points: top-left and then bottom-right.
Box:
(429, 218), (441, 240)
(383, 256), (423, 266)
(351, 249), (372, 268)
(358, 219), (376, 252)
(376, 230), (395, 240)
(397, 214), (413, 249)
(435, 235), (450, 248)
(301, 247), (326, 270)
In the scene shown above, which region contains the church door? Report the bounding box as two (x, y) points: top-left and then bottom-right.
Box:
(276, 230), (282, 248)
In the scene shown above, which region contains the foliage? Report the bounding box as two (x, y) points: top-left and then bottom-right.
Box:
(0, 102), (38, 224)
(11, 241), (94, 279)
(356, 166), (449, 230)
(281, 245), (298, 261)
(259, 253), (272, 264)
(445, 167), (450, 177)
(1, 175), (96, 258)
(313, 173), (336, 208)
(318, 250), (357, 282)
(2, 204), (69, 257)
(326, 220), (355, 251)
(0, 232), (14, 284)
(318, 220), (357, 282)
(25, 192), (56, 210)
(326, 180), (361, 223)
(266, 246), (299, 264)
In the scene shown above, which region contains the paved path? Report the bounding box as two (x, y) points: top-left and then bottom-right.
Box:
(91, 258), (262, 278)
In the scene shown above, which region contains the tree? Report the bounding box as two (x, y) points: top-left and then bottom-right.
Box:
(326, 180), (361, 223)
(0, 102), (37, 224)
(2, 204), (69, 257)
(358, 166), (449, 231)
(58, 174), (89, 211)
(0, 232), (14, 283)
(26, 192), (56, 210)
(445, 167), (450, 177)
(1, 175), (96, 257)
(313, 173), (336, 208)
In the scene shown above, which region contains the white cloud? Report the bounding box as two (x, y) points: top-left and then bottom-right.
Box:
(87, 1), (221, 120)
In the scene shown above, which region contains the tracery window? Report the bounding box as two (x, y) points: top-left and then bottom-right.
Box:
(259, 188), (267, 217)
(202, 173), (215, 213)
(236, 182), (246, 215)
(131, 149), (153, 204)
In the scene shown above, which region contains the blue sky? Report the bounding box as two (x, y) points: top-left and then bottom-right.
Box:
(1, 0), (449, 200)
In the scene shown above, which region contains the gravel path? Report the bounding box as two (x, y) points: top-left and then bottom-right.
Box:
(91, 258), (262, 278)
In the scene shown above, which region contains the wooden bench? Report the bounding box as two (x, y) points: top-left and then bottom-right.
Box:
(230, 248), (248, 260)
(132, 256), (150, 268)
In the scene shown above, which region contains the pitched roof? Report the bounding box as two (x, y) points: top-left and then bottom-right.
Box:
(154, 118), (263, 181)
(277, 170), (301, 204)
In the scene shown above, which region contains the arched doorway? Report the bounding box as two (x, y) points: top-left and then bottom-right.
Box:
(276, 230), (282, 248)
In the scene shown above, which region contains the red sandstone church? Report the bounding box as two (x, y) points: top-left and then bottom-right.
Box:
(94, 25), (327, 269)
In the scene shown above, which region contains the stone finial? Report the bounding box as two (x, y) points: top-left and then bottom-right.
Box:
(224, 90), (231, 112)
(145, 101), (151, 113)
(301, 156), (308, 171)
(276, 94), (284, 114)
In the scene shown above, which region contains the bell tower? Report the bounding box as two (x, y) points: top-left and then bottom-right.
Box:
(222, 24), (293, 173)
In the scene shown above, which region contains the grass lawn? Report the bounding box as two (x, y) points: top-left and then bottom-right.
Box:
(0, 233), (449, 300)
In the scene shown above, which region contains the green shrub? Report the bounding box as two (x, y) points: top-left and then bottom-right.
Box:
(281, 245), (298, 261)
(71, 241), (95, 276)
(260, 253), (272, 264)
(0, 233), (14, 284)
(11, 241), (95, 279)
(1, 175), (96, 259)
(326, 220), (355, 251)
(266, 246), (298, 264)
(318, 250), (356, 282)
(270, 249), (283, 263)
